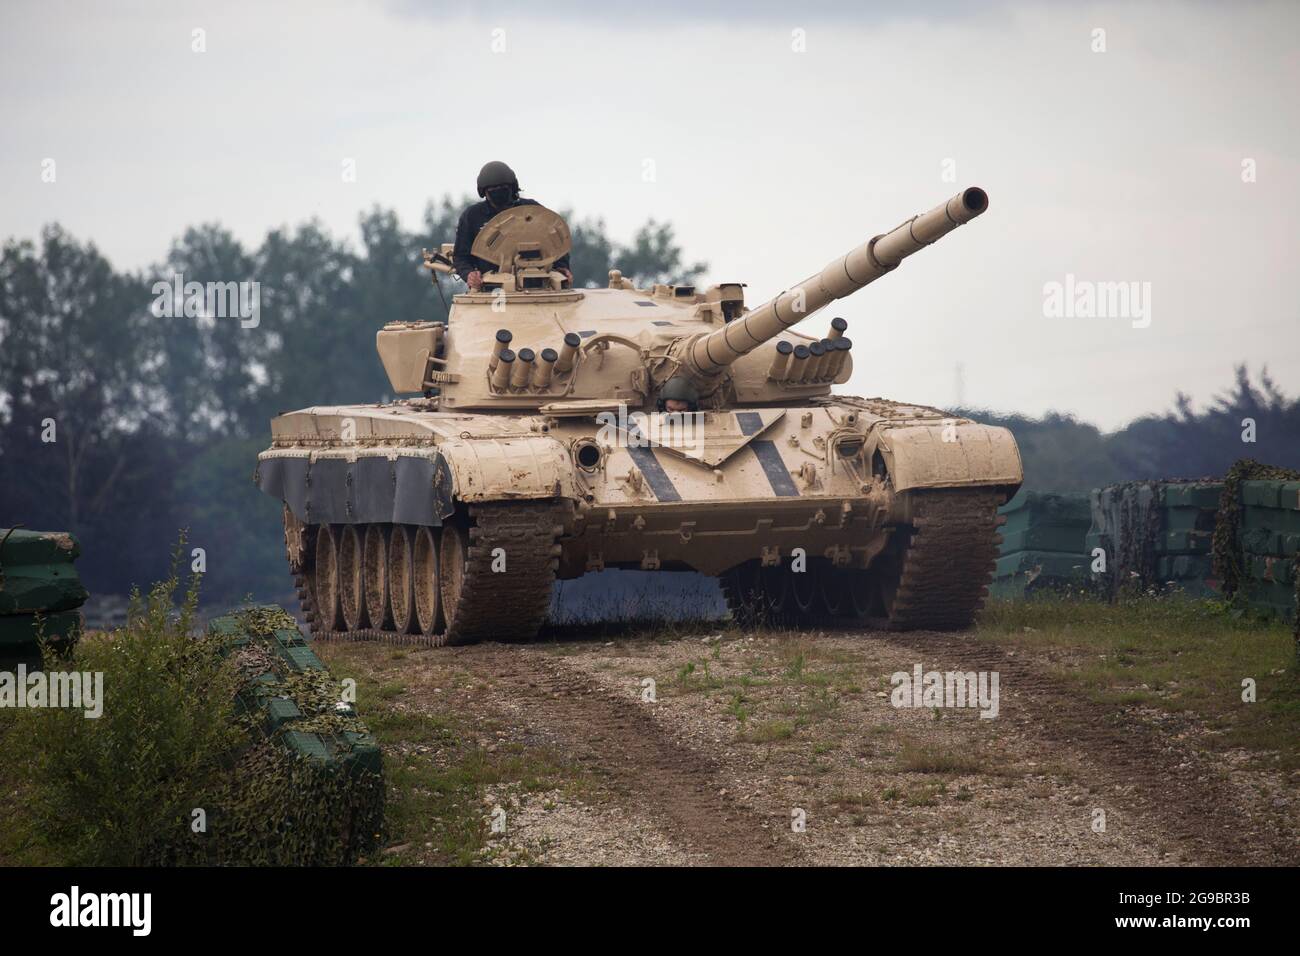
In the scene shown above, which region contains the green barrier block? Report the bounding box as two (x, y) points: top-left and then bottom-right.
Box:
(279, 644), (325, 673)
(1161, 483), (1224, 510)
(1241, 482), (1279, 509)
(264, 696), (303, 732)
(271, 627), (308, 649)
(0, 566), (89, 616)
(0, 529), (89, 617)
(1157, 554), (1214, 579)
(281, 730), (329, 762)
(1159, 531), (1213, 555)
(1162, 507), (1216, 532)
(1000, 526), (1089, 555)
(996, 549), (1091, 580)
(1240, 528), (1278, 555)
(1244, 505), (1300, 534)
(1246, 553), (1295, 583)
(1241, 481), (1282, 509)
(208, 617), (244, 640)
(1153, 555), (1219, 596)
(1244, 578), (1295, 600)
(0, 529), (81, 566)
(339, 732), (384, 776)
(998, 491), (1091, 536)
(1239, 578), (1298, 620)
(209, 606), (382, 774)
(0, 609), (83, 649)
(1281, 482), (1300, 509)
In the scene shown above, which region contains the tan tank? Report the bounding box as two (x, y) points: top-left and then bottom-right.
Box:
(255, 186), (1022, 644)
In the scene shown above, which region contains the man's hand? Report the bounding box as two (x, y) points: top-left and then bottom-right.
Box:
(467, 270), (483, 291)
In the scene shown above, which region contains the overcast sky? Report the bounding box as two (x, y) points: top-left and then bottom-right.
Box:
(2, 0), (1296, 429)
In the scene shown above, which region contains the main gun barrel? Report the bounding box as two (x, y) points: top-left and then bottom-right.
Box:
(688, 186), (989, 375)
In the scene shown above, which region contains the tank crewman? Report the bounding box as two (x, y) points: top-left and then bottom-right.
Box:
(454, 161), (573, 290)
(656, 376), (699, 413)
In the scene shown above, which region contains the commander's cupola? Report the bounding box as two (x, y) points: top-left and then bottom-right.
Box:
(425, 205), (576, 294)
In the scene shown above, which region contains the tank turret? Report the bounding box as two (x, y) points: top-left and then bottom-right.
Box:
(383, 187), (989, 411)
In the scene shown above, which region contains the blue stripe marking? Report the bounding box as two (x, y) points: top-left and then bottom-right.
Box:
(735, 412), (764, 436)
(749, 440), (799, 497)
(626, 446), (682, 502)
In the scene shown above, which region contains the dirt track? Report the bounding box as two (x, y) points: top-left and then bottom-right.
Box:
(332, 624), (1299, 866)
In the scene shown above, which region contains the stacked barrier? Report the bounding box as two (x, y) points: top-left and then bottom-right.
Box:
(1233, 480), (1300, 622)
(990, 490), (1091, 598)
(199, 605), (384, 864)
(208, 607), (382, 778)
(1086, 480), (1223, 600)
(1150, 481), (1222, 596)
(0, 528), (88, 651)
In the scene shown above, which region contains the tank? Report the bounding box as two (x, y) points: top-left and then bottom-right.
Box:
(255, 186), (1023, 644)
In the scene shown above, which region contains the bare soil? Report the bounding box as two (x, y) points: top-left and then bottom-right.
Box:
(320, 623), (1300, 866)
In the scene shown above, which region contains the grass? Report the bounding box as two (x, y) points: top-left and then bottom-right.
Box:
(740, 719), (796, 743)
(895, 741), (985, 776)
(977, 594), (1300, 768)
(316, 643), (589, 865)
(0, 571), (246, 866)
(3, 568), (386, 866)
(674, 658), (724, 692)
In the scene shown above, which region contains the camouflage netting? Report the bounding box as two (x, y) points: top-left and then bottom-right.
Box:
(1088, 481), (1165, 600)
(1088, 478), (1226, 601)
(1213, 459), (1300, 640)
(166, 605), (385, 866)
(1213, 460), (1300, 595)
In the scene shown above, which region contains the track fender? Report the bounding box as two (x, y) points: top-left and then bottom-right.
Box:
(438, 435), (578, 503)
(874, 422), (1023, 493)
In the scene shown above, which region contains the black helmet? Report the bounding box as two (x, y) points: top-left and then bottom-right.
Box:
(657, 376), (699, 411)
(476, 161), (519, 198)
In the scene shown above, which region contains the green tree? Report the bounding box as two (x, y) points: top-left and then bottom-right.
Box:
(611, 219), (707, 288)
(0, 227), (157, 527)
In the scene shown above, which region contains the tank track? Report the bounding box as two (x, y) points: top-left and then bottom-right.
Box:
(293, 501), (564, 646)
(720, 487), (1003, 631)
(444, 503), (565, 644)
(883, 488), (1003, 629)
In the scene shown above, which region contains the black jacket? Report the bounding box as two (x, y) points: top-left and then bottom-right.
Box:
(453, 197), (571, 278)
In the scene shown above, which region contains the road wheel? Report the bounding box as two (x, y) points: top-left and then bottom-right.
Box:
(313, 524), (343, 632)
(760, 565), (791, 625)
(820, 565), (848, 619)
(413, 526), (444, 640)
(388, 524), (416, 634)
(846, 568), (873, 620)
(339, 524), (366, 631)
(720, 561), (764, 628)
(363, 524), (390, 630)
(789, 562), (819, 621)
(439, 523), (469, 640)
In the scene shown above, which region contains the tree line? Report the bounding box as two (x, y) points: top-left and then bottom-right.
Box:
(956, 366), (1300, 494)
(1, 198), (1296, 603)
(0, 198), (705, 600)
